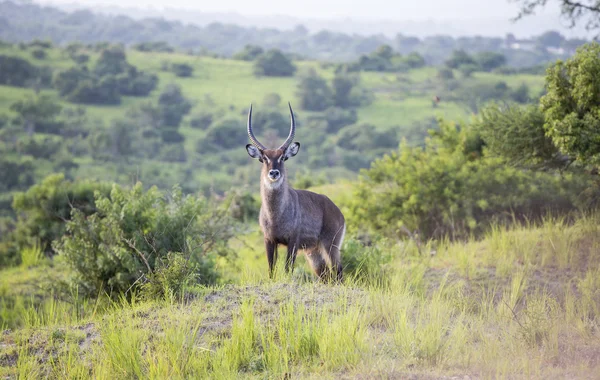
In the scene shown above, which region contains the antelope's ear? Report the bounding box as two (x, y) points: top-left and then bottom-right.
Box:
(246, 144), (264, 162)
(283, 142), (300, 161)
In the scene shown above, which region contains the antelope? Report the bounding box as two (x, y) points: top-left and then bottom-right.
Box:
(245, 103), (346, 282)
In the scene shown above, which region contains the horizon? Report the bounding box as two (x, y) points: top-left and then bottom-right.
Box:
(34, 0), (591, 38)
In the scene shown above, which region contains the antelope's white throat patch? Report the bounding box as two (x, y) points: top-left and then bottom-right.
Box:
(264, 175), (284, 189)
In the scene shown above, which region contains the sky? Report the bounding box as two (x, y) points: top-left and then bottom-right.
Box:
(39, 0), (559, 21)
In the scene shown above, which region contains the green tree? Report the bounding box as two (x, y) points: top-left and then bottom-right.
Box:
(94, 45), (129, 76)
(445, 50), (476, 69)
(540, 43), (600, 167)
(11, 174), (111, 257)
(10, 95), (63, 135)
(475, 51), (507, 72)
(171, 63), (193, 77)
(296, 69), (333, 111)
(158, 84), (192, 128)
(253, 49), (297, 77)
(0, 55), (38, 87)
(233, 44), (264, 61)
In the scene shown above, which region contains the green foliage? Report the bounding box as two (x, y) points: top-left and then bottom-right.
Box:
(11, 174), (111, 257)
(296, 69), (333, 111)
(437, 68), (455, 80)
(253, 49), (296, 77)
(445, 50), (476, 69)
(171, 63), (193, 77)
(54, 67), (121, 105)
(158, 84), (192, 128)
(540, 43), (600, 167)
(350, 120), (592, 239)
(509, 82), (531, 103)
(346, 44), (425, 73)
(476, 104), (562, 168)
(132, 41), (174, 53)
(322, 107), (358, 133)
(475, 51), (507, 72)
(337, 123), (398, 152)
(189, 112), (213, 130)
(30, 48), (46, 60)
(197, 118), (246, 152)
(10, 95), (63, 134)
(0, 157), (35, 193)
(53, 45), (157, 104)
(0, 55), (39, 86)
(54, 183), (234, 297)
(331, 71), (371, 108)
(233, 45), (264, 61)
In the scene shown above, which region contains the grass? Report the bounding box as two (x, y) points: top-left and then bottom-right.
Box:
(1, 213), (600, 378)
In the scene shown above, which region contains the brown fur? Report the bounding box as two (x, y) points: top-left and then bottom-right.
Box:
(254, 149), (346, 281)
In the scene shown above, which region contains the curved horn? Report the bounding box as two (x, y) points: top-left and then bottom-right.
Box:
(247, 104), (266, 150)
(279, 102), (296, 150)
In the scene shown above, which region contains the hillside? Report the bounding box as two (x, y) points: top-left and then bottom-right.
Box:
(1, 214), (599, 378)
(0, 39), (547, 212)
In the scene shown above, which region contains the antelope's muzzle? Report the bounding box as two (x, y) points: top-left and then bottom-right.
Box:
(268, 169), (281, 181)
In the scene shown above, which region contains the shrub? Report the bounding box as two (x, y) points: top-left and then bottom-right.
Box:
(53, 183), (235, 297)
(233, 44), (264, 61)
(189, 112), (213, 130)
(160, 129), (185, 144)
(0, 55), (38, 86)
(11, 174), (111, 256)
(296, 69), (333, 111)
(349, 120), (593, 239)
(197, 118), (246, 152)
(31, 49), (46, 60)
(171, 63), (193, 77)
(253, 49), (297, 77)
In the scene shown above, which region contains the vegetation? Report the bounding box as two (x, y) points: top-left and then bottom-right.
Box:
(1, 4), (600, 378)
(0, 1), (588, 64)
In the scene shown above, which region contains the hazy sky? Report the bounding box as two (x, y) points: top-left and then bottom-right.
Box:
(40, 0), (560, 21)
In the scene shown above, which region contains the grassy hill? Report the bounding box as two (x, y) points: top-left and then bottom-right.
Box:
(1, 214), (599, 378)
(0, 42), (546, 201)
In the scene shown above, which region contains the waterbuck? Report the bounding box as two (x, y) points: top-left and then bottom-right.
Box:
(245, 103), (346, 281)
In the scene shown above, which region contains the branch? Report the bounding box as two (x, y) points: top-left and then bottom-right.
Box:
(122, 238), (152, 272)
(564, 0), (600, 13)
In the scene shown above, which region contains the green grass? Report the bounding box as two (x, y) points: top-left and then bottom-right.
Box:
(2, 213), (599, 378)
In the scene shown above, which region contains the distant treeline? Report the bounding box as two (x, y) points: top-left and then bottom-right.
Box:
(0, 1), (587, 66)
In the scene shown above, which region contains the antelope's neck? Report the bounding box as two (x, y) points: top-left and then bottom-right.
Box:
(260, 178), (290, 218)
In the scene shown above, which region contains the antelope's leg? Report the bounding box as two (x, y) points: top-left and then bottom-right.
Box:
(285, 238), (299, 273)
(305, 249), (327, 280)
(265, 239), (277, 278)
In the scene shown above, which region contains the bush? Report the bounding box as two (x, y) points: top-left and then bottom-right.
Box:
(475, 104), (563, 168)
(296, 69), (333, 111)
(197, 118), (246, 152)
(158, 84), (192, 127)
(31, 49), (46, 60)
(233, 44), (264, 61)
(171, 63), (193, 77)
(189, 112), (213, 130)
(323, 107), (357, 133)
(160, 129), (185, 144)
(0, 55), (38, 86)
(349, 120), (593, 239)
(253, 49), (297, 77)
(11, 174), (111, 257)
(53, 183), (234, 297)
